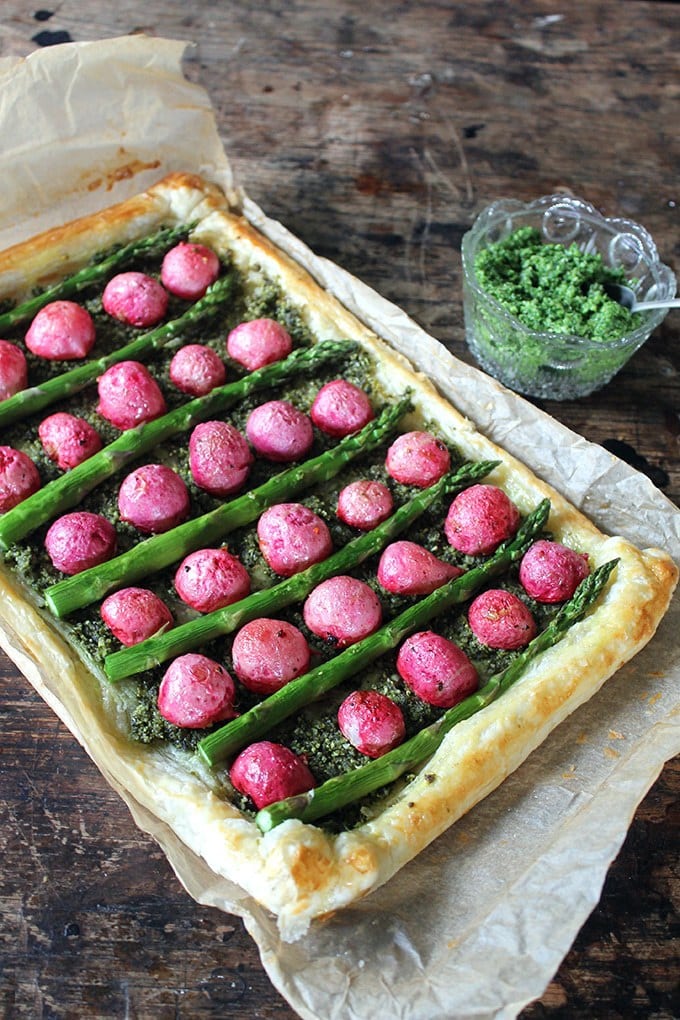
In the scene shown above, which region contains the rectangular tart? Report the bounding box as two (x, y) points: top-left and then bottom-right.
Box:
(0, 172), (675, 940)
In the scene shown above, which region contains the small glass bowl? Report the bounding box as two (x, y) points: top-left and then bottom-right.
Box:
(461, 194), (676, 400)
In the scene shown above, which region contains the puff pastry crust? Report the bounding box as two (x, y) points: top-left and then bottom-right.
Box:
(0, 173), (676, 940)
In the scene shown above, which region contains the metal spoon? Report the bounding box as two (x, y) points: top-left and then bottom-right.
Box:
(603, 282), (680, 313)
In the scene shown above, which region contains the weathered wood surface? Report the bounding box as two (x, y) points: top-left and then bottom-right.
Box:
(1, 2), (678, 1017)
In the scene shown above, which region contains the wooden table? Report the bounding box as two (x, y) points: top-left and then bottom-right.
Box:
(1, 2), (678, 1017)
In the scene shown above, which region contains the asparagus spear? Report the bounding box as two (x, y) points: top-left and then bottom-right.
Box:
(104, 458), (500, 681)
(0, 339), (354, 551)
(0, 273), (234, 429)
(197, 499), (551, 767)
(0, 222), (194, 334)
(256, 558), (619, 830)
(45, 397), (412, 619)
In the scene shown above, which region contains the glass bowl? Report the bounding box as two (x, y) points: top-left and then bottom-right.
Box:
(461, 194), (676, 400)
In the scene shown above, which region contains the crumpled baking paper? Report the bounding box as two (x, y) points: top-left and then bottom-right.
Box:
(0, 37), (677, 1020)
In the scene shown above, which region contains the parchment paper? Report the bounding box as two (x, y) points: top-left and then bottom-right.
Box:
(0, 37), (677, 1020)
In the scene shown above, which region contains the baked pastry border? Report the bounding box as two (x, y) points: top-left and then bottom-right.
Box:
(0, 173), (676, 940)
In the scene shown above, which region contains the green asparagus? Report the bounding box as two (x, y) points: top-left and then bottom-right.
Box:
(104, 458), (500, 681)
(197, 499), (551, 767)
(45, 397), (413, 619)
(0, 340), (354, 550)
(256, 558), (619, 830)
(0, 273), (234, 429)
(0, 223), (194, 334)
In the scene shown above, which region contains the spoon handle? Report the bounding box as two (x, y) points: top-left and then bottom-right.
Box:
(634, 298), (680, 311)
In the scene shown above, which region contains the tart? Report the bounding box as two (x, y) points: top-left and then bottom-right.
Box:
(0, 173), (675, 939)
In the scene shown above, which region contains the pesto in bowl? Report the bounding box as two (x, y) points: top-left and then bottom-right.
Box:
(461, 195), (676, 400)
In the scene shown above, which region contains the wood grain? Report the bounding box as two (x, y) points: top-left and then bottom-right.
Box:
(0, 2), (678, 1017)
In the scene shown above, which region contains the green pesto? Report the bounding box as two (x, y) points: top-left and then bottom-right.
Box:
(282, 703), (368, 783)
(4, 539), (54, 595)
(68, 612), (120, 662)
(475, 226), (640, 341)
(130, 679), (206, 751)
(367, 668), (441, 734)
